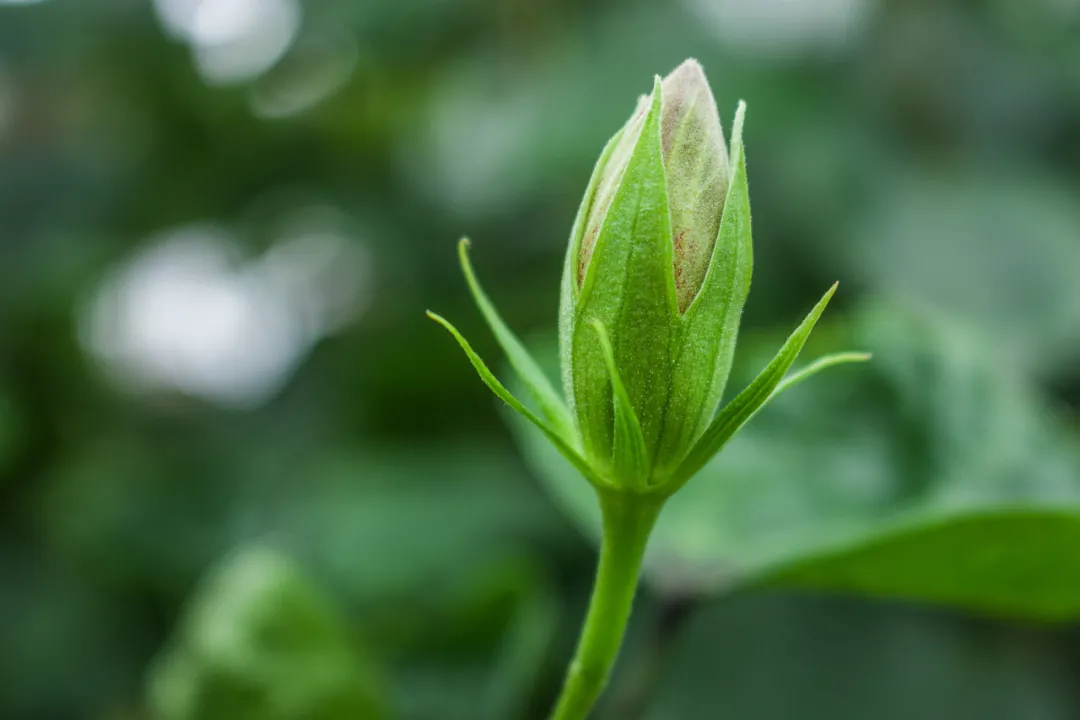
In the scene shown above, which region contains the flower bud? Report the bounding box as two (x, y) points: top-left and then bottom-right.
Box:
(432, 58), (854, 494)
(559, 59), (751, 481)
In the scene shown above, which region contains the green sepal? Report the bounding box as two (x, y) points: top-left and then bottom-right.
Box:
(663, 282), (839, 492)
(427, 311), (605, 488)
(588, 318), (650, 489)
(652, 101), (753, 478)
(570, 76), (679, 467)
(457, 237), (575, 440)
(772, 351), (872, 398)
(560, 128), (625, 424)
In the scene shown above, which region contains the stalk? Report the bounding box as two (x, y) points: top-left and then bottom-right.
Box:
(549, 490), (662, 720)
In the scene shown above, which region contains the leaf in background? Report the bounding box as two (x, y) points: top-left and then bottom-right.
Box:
(147, 546), (386, 720)
(510, 301), (1080, 619)
(764, 509), (1080, 621)
(844, 170), (1080, 376)
(279, 446), (572, 719)
(284, 445), (572, 607)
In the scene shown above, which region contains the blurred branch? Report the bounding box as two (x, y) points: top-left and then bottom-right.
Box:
(600, 594), (698, 720)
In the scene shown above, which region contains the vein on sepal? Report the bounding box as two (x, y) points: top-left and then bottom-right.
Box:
(588, 318), (650, 490)
(426, 311), (606, 488)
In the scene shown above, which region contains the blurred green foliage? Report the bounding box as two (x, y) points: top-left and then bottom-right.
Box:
(2, 0), (1080, 719)
(148, 547), (386, 720)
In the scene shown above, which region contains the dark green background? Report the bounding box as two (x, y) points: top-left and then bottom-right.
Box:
(2, 0), (1080, 718)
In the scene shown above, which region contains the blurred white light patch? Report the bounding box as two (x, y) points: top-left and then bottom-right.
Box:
(250, 30), (359, 119)
(683, 0), (873, 57)
(82, 219), (369, 409)
(153, 0), (301, 85)
(0, 0), (50, 5)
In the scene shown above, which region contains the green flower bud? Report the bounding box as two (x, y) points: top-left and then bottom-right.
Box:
(560, 58), (749, 482)
(430, 58), (863, 494)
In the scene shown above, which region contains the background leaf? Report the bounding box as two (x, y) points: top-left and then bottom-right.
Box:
(148, 547), (386, 720)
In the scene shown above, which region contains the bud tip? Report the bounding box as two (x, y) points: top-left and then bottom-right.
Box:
(731, 100), (747, 152)
(668, 58), (706, 82)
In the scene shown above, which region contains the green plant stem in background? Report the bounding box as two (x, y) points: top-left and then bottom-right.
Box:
(550, 491), (663, 720)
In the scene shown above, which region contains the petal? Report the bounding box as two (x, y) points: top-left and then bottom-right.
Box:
(661, 59), (730, 312)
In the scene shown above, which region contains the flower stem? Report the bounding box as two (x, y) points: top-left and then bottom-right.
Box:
(549, 490), (663, 720)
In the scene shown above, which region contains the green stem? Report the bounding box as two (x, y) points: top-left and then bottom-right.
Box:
(550, 490), (663, 720)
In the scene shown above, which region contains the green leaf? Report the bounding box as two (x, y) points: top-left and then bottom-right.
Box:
(427, 311), (604, 488)
(456, 238), (575, 440)
(291, 443), (568, 606)
(147, 547), (386, 720)
(588, 318), (649, 488)
(762, 508), (1080, 621)
(845, 170), (1080, 375)
(664, 282), (838, 491)
(652, 101), (753, 478)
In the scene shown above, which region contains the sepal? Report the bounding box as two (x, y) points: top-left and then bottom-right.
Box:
(589, 319), (650, 490)
(663, 282), (840, 491)
(427, 311), (605, 488)
(457, 238), (574, 439)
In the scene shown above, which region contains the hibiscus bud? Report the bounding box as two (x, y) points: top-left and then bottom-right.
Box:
(559, 58), (750, 481)
(431, 58), (856, 493)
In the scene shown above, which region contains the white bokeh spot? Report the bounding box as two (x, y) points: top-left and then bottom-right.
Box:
(82, 218), (369, 409)
(152, 0), (301, 85)
(683, 0), (873, 57)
